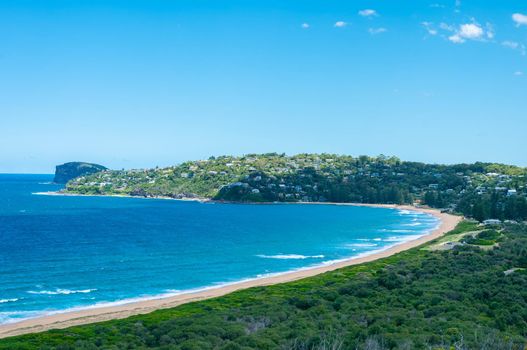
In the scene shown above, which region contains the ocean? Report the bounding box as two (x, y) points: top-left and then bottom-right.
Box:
(0, 174), (439, 325)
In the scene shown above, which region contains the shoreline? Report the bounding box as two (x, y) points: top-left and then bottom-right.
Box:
(0, 202), (461, 339)
(32, 191), (209, 202)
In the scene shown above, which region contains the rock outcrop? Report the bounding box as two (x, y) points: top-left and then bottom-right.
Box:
(54, 162), (107, 184)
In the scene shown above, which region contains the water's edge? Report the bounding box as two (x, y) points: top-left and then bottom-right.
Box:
(1, 199), (443, 327)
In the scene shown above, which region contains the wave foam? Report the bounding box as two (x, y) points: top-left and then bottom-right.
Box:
(397, 209), (414, 215)
(0, 311), (42, 325)
(380, 229), (414, 233)
(0, 298), (19, 304)
(384, 235), (424, 242)
(27, 289), (97, 295)
(346, 243), (378, 248)
(256, 254), (325, 260)
(403, 222), (422, 226)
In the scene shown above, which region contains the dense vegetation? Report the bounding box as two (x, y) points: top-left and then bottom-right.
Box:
(64, 154), (527, 222)
(2, 221), (527, 349)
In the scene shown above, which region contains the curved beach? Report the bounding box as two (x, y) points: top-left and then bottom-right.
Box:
(0, 204), (461, 339)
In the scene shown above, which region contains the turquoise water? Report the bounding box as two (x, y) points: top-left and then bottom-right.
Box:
(0, 174), (439, 324)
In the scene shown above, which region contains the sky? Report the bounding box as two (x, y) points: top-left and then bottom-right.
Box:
(0, 0), (526, 173)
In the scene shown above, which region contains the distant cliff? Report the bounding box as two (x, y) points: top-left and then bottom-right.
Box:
(54, 162), (107, 184)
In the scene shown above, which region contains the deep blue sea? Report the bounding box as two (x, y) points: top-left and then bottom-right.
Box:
(0, 174), (439, 324)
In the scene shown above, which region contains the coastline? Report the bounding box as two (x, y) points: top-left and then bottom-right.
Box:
(32, 191), (209, 202)
(0, 202), (461, 339)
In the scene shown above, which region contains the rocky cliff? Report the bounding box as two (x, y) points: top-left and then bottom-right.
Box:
(54, 162), (107, 184)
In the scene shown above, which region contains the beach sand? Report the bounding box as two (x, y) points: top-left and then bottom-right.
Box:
(0, 204), (461, 339)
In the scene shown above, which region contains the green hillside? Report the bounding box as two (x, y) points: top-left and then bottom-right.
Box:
(65, 153), (527, 222)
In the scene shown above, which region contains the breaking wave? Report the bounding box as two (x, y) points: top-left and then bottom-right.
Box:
(346, 243), (378, 248)
(0, 298), (19, 304)
(256, 254), (325, 260)
(27, 289), (97, 296)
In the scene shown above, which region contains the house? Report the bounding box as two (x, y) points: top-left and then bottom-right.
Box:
(482, 219), (501, 226)
(507, 189), (517, 196)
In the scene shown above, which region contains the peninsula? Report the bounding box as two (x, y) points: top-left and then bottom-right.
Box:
(62, 153), (527, 222)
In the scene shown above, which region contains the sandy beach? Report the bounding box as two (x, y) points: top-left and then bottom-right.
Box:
(0, 204), (461, 339)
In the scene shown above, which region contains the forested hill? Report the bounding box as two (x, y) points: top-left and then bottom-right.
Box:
(64, 153), (527, 222)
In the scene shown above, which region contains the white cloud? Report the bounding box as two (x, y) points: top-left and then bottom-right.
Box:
(512, 13), (527, 27)
(448, 34), (465, 43)
(459, 23), (484, 39)
(439, 22), (454, 31)
(422, 22), (438, 35)
(369, 27), (387, 35)
(502, 40), (526, 55)
(502, 41), (520, 49)
(514, 71), (523, 76)
(301, 23), (310, 29)
(334, 21), (347, 28)
(486, 23), (495, 39)
(358, 9), (378, 17)
(425, 19), (494, 44)
(429, 19), (494, 45)
(448, 23), (485, 44)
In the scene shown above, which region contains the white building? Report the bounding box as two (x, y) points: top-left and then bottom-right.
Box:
(482, 219), (501, 226)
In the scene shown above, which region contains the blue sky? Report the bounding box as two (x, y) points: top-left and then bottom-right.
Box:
(0, 0), (526, 173)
